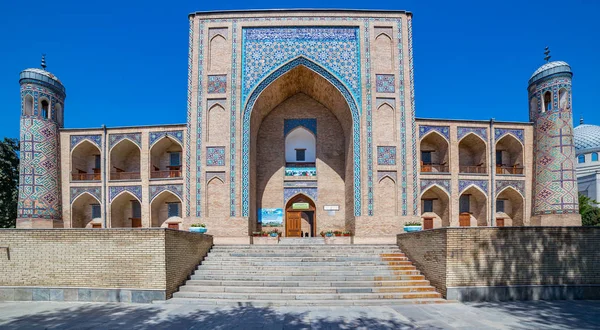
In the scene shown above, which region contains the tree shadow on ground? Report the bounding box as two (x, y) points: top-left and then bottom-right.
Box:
(0, 303), (423, 330)
(469, 300), (600, 330)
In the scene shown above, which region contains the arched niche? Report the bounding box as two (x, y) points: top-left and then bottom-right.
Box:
(375, 103), (395, 143)
(376, 176), (397, 216)
(151, 190), (182, 228)
(209, 35), (228, 73)
(543, 91), (552, 112)
(459, 134), (487, 174)
(559, 88), (569, 109)
(24, 94), (34, 116)
(71, 140), (101, 181)
(421, 185), (450, 228)
(373, 33), (393, 72)
(285, 194), (317, 237)
(207, 103), (227, 144)
(459, 186), (488, 227)
(110, 191), (141, 228)
(420, 132), (449, 173)
(206, 176), (227, 218)
(495, 134), (524, 175)
(110, 139), (141, 180)
(285, 126), (316, 164)
(150, 137), (182, 179)
(71, 193), (102, 228)
(496, 187), (524, 226)
(39, 98), (50, 119)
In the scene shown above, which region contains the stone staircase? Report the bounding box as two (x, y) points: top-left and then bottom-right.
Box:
(163, 244), (447, 306)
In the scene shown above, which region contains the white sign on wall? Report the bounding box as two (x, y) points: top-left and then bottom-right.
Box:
(323, 205), (340, 211)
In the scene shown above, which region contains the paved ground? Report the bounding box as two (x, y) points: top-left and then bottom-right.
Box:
(1, 300), (599, 329)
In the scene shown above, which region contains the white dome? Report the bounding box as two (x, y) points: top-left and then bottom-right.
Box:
(574, 124), (600, 154)
(529, 61), (572, 85)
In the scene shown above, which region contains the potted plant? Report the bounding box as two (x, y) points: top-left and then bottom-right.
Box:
(269, 229), (280, 237)
(325, 230), (334, 237)
(190, 223), (207, 234)
(334, 230), (342, 237)
(403, 221), (422, 233)
(252, 232), (262, 237)
(343, 230), (352, 237)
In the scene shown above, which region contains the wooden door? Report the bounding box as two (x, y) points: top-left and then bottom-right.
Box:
(92, 223), (101, 229)
(459, 213), (471, 227)
(286, 211), (302, 237)
(131, 218), (142, 228)
(168, 223), (179, 230)
(423, 217), (434, 230)
(496, 218), (505, 227)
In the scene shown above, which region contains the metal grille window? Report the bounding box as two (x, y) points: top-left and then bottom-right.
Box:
(496, 200), (505, 213)
(170, 152), (181, 166)
(459, 195), (470, 213)
(131, 201), (141, 218)
(295, 149), (306, 162)
(91, 204), (101, 219)
(168, 203), (181, 217)
(423, 199), (434, 213)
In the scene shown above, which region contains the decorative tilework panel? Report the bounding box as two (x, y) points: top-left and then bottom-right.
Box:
(495, 128), (525, 144)
(396, 19), (407, 216)
(364, 21), (374, 216)
(17, 118), (62, 220)
(496, 180), (525, 197)
(458, 127), (488, 141)
(419, 125), (450, 140)
(459, 180), (489, 196)
(109, 133), (141, 149)
(195, 22), (205, 217)
(207, 75), (227, 94)
(70, 187), (102, 204)
(284, 118), (317, 137)
(377, 171), (397, 182)
(206, 147), (225, 166)
(149, 130), (184, 147)
(109, 186), (142, 203)
(185, 17), (194, 217)
(70, 135), (101, 150)
(150, 184), (183, 202)
(377, 146), (396, 165)
(229, 20), (238, 217)
(376, 74), (395, 93)
(242, 27), (361, 108)
(408, 17), (419, 216)
(420, 179), (451, 196)
(284, 187), (318, 203)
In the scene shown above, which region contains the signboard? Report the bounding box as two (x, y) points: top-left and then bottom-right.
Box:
(258, 208), (283, 227)
(292, 202), (310, 210)
(323, 205), (340, 211)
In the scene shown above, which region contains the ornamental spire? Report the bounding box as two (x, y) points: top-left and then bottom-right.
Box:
(544, 47), (551, 62)
(41, 54), (47, 70)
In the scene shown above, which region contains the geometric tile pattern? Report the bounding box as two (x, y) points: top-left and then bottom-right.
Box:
(396, 19), (407, 216)
(284, 118), (317, 137)
(70, 135), (102, 150)
(206, 147), (225, 166)
(185, 17), (194, 217)
(408, 17), (419, 216)
(229, 20), (238, 217)
(284, 187), (318, 203)
(495, 128), (525, 144)
(419, 125), (450, 140)
(70, 187), (102, 204)
(150, 184), (183, 202)
(17, 118), (62, 220)
(375, 74), (395, 93)
(420, 179), (451, 196)
(109, 186), (142, 203)
(109, 133), (142, 149)
(149, 130), (184, 147)
(377, 146), (396, 165)
(207, 75), (227, 94)
(457, 127), (488, 141)
(195, 21), (205, 217)
(459, 180), (489, 196)
(364, 20), (374, 216)
(496, 180), (525, 197)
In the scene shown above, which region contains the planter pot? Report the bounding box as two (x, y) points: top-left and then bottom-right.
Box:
(403, 225), (422, 233)
(325, 233), (334, 237)
(190, 227), (207, 234)
(269, 233), (278, 237)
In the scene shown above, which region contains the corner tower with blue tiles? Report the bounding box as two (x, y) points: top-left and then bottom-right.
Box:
(17, 58), (66, 228)
(528, 54), (581, 226)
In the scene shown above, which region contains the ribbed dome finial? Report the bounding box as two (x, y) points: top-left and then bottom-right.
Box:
(544, 46), (551, 62)
(41, 54), (47, 70)
(581, 116), (584, 125)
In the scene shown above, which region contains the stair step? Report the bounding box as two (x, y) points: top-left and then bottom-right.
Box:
(159, 297), (449, 306)
(190, 275), (426, 281)
(183, 279), (431, 287)
(201, 261), (413, 266)
(193, 270), (421, 276)
(178, 285), (437, 294)
(172, 291), (442, 300)
(198, 265), (417, 271)
(207, 253), (406, 257)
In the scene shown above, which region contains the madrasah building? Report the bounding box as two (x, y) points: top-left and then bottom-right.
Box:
(16, 9), (581, 243)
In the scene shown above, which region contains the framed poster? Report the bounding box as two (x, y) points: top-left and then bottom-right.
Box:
(258, 208), (284, 227)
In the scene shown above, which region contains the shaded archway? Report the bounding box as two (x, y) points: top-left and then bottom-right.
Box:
(459, 134), (487, 174)
(110, 139), (141, 180)
(496, 134), (524, 175)
(247, 59), (358, 235)
(420, 185), (450, 228)
(151, 190), (182, 228)
(459, 186), (488, 227)
(496, 187), (525, 226)
(71, 193), (102, 228)
(420, 132), (449, 173)
(110, 192), (141, 228)
(150, 137), (182, 179)
(71, 140), (101, 181)
(285, 194), (316, 237)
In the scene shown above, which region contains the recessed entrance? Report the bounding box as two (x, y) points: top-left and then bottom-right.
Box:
(286, 194), (316, 237)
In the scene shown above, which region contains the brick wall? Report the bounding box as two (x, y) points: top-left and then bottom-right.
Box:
(0, 229), (212, 302)
(398, 227), (600, 300)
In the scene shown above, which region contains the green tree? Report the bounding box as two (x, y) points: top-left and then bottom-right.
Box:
(579, 193), (600, 226)
(0, 138), (19, 228)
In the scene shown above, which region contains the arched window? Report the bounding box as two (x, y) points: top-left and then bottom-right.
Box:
(55, 103), (63, 126)
(559, 88), (568, 109)
(285, 127), (316, 164)
(40, 99), (49, 119)
(592, 153), (599, 162)
(578, 155), (586, 164)
(24, 95), (34, 116)
(543, 91), (552, 112)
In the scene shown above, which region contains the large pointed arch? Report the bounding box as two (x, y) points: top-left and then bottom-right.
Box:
(242, 56), (362, 217)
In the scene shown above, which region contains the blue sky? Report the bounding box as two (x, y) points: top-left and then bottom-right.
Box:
(1, 0), (598, 139)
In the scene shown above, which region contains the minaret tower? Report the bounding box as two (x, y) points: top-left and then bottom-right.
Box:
(528, 48), (581, 226)
(17, 55), (66, 228)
